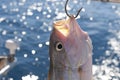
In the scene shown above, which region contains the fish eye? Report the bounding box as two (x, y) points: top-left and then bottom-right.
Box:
(55, 42), (63, 51)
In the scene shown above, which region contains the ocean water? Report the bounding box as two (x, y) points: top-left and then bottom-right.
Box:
(0, 0), (120, 80)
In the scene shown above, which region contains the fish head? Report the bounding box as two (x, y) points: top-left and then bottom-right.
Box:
(49, 16), (92, 69)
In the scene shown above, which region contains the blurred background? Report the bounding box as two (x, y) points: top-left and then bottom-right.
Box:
(0, 0), (120, 80)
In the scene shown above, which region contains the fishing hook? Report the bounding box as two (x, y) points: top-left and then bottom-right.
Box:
(65, 0), (83, 18)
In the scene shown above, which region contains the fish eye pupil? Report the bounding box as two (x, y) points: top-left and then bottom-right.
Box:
(58, 44), (62, 49)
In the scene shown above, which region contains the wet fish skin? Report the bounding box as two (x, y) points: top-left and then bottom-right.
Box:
(48, 16), (93, 80)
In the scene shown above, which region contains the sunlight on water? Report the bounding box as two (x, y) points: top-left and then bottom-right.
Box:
(0, 18), (5, 23)
(115, 7), (120, 16)
(38, 43), (43, 48)
(45, 41), (49, 46)
(31, 50), (36, 55)
(89, 17), (93, 21)
(2, 30), (7, 35)
(92, 12), (120, 79)
(22, 74), (39, 80)
(24, 54), (28, 58)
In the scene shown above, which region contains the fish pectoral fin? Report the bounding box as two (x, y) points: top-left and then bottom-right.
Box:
(86, 37), (93, 52)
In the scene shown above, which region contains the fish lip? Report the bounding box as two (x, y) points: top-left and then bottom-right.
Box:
(53, 19), (66, 26)
(53, 18), (71, 37)
(53, 16), (77, 37)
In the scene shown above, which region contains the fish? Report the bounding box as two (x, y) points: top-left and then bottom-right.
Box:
(48, 16), (93, 80)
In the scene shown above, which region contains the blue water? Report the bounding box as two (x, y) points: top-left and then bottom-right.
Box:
(0, 0), (120, 80)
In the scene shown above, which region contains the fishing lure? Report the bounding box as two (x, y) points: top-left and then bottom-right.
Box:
(48, 0), (93, 80)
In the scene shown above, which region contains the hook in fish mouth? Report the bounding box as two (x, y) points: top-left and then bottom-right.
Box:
(65, 0), (83, 18)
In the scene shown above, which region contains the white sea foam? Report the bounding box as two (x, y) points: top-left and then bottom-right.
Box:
(22, 74), (39, 80)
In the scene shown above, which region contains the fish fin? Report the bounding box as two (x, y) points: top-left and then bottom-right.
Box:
(86, 37), (93, 52)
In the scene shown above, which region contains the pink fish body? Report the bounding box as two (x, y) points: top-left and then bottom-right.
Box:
(48, 16), (93, 80)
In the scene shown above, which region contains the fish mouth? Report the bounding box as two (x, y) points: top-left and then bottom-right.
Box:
(53, 18), (70, 37)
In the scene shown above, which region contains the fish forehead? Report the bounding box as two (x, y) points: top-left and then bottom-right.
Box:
(50, 16), (92, 67)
